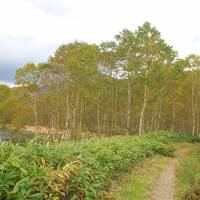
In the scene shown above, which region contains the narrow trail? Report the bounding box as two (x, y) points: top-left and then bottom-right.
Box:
(150, 146), (190, 200)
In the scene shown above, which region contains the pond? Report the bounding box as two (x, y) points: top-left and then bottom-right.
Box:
(0, 129), (35, 143)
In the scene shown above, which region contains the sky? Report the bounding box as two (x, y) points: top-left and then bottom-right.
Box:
(1, 0), (200, 86)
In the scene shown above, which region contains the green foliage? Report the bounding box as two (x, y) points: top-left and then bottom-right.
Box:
(15, 63), (42, 86)
(0, 84), (10, 103)
(145, 130), (200, 143)
(176, 145), (200, 200)
(112, 156), (170, 200)
(0, 132), (199, 199)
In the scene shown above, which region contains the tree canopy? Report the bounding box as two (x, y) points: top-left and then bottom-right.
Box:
(1, 22), (200, 137)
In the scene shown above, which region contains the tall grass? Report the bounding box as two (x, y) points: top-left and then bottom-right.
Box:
(176, 144), (200, 200)
(0, 131), (199, 199)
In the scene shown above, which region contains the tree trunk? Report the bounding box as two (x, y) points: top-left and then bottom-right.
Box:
(156, 97), (162, 130)
(114, 88), (118, 130)
(79, 98), (83, 136)
(126, 78), (132, 134)
(64, 84), (70, 130)
(97, 89), (101, 136)
(32, 96), (38, 129)
(191, 79), (196, 136)
(171, 103), (175, 133)
(72, 93), (79, 132)
(103, 113), (107, 135)
(139, 85), (148, 135)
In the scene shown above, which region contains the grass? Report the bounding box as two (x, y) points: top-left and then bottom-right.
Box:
(110, 143), (188, 200)
(0, 131), (199, 199)
(176, 144), (200, 200)
(110, 156), (171, 200)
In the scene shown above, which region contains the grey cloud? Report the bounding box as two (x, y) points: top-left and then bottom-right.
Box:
(0, 62), (20, 82)
(0, 42), (60, 83)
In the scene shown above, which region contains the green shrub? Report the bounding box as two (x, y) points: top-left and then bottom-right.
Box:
(0, 131), (199, 199)
(176, 145), (200, 200)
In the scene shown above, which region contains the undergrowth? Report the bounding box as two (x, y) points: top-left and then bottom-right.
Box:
(0, 131), (199, 199)
(176, 144), (200, 200)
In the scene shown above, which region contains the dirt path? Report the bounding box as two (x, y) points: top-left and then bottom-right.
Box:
(150, 146), (190, 200)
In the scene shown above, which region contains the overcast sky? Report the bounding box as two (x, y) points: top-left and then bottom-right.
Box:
(1, 0), (200, 86)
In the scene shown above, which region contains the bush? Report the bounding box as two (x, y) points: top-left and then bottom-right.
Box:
(0, 131), (199, 199)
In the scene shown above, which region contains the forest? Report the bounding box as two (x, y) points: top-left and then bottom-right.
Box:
(1, 22), (200, 137)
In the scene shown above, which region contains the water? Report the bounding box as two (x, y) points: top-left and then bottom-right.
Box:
(0, 130), (9, 140)
(0, 129), (35, 143)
